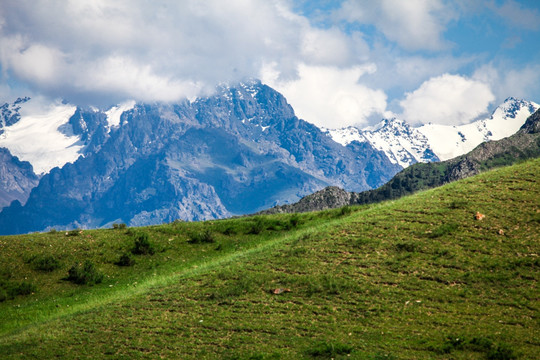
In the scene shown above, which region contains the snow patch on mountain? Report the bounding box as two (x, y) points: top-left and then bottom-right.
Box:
(418, 98), (539, 160)
(105, 100), (136, 131)
(0, 100), (81, 174)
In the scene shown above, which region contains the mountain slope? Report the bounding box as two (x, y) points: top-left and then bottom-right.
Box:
(263, 108), (540, 214)
(0, 81), (399, 235)
(1, 159), (538, 358)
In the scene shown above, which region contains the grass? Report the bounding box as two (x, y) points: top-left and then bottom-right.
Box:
(0, 159), (538, 359)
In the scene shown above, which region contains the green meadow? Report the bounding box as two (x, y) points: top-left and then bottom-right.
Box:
(0, 159), (538, 359)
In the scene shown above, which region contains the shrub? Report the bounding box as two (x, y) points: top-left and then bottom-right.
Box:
(339, 205), (353, 216)
(67, 261), (104, 285)
(487, 343), (517, 360)
(430, 335), (517, 359)
(112, 223), (127, 230)
(306, 341), (354, 357)
(31, 255), (61, 272)
(394, 242), (417, 253)
(11, 282), (36, 296)
(249, 217), (265, 235)
(289, 215), (300, 228)
(188, 229), (215, 244)
(0, 281), (37, 301)
(222, 226), (236, 236)
(131, 233), (155, 255)
(115, 253), (136, 267)
(449, 200), (468, 209)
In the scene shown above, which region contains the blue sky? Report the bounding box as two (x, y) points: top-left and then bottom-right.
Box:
(0, 0), (539, 128)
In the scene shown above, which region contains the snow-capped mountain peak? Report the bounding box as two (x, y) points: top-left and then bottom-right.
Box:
(325, 117), (439, 168)
(326, 97), (539, 167)
(493, 97), (538, 120)
(418, 98), (539, 161)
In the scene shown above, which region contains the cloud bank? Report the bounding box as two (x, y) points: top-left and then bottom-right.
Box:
(400, 74), (495, 126)
(0, 1), (310, 104)
(0, 0), (539, 129)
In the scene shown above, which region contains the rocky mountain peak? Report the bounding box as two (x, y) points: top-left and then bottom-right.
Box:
(0, 97), (30, 132)
(492, 97), (538, 120)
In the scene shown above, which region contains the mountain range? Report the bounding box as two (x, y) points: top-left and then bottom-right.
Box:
(0, 81), (538, 234)
(262, 107), (540, 214)
(0, 81), (399, 234)
(325, 97), (538, 167)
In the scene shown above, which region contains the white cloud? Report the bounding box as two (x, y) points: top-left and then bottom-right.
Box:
(262, 63), (387, 128)
(301, 27), (368, 67)
(0, 0), (379, 106)
(6, 43), (65, 85)
(335, 0), (456, 51)
(400, 74), (495, 125)
(473, 63), (540, 104)
(0, 1), (308, 104)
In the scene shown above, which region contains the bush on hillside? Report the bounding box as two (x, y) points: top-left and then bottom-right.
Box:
(66, 261), (104, 285)
(306, 341), (354, 358)
(131, 233), (155, 255)
(188, 229), (215, 244)
(249, 217), (266, 234)
(115, 253), (136, 267)
(0, 281), (37, 302)
(30, 254), (62, 272)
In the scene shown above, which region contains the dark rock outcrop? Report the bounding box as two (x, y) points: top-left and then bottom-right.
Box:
(258, 186), (353, 214)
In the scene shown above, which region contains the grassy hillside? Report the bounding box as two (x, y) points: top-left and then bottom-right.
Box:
(0, 159), (539, 359)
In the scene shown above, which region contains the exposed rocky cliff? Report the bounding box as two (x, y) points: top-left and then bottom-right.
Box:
(0, 148), (39, 209)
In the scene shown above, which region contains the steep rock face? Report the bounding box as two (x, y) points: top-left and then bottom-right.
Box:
(0, 148), (39, 209)
(0, 81), (400, 234)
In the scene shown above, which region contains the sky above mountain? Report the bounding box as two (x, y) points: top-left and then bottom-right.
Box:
(0, 0), (539, 129)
